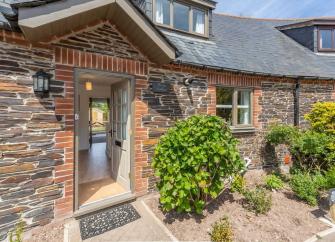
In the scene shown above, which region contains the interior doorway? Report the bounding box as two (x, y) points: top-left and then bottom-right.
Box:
(75, 70), (134, 210)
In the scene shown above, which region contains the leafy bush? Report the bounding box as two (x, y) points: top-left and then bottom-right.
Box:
(289, 172), (325, 206)
(209, 216), (233, 242)
(265, 124), (299, 146)
(243, 187), (272, 215)
(230, 174), (246, 194)
(152, 115), (244, 214)
(291, 131), (335, 171)
(325, 166), (335, 189)
(265, 174), (284, 190)
(304, 102), (335, 136)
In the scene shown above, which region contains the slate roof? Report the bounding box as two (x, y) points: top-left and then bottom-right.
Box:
(0, 0), (335, 79)
(166, 14), (335, 79)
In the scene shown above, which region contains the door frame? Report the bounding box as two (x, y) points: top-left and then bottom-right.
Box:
(73, 68), (136, 213)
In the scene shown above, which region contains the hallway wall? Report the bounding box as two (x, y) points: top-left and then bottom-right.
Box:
(78, 84), (111, 150)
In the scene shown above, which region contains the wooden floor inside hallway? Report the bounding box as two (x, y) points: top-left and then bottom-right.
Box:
(79, 178), (126, 206)
(78, 142), (125, 206)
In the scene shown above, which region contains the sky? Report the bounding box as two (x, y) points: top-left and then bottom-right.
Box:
(214, 0), (335, 19)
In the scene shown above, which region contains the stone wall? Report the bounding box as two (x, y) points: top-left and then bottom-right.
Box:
(141, 67), (210, 190)
(143, 71), (335, 170)
(53, 22), (146, 61)
(0, 41), (65, 240)
(299, 80), (334, 127)
(259, 81), (295, 128)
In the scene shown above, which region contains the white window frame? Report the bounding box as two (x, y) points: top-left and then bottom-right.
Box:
(152, 0), (208, 37)
(216, 87), (254, 128)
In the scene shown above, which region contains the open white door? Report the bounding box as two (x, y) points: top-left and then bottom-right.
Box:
(110, 80), (131, 190)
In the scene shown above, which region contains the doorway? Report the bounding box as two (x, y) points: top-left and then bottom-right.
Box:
(75, 70), (134, 211)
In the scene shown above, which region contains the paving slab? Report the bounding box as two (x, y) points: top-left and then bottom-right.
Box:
(66, 198), (174, 242)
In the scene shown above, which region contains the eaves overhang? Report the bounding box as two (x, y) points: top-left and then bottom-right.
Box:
(276, 18), (335, 30)
(17, 0), (176, 64)
(173, 60), (335, 81)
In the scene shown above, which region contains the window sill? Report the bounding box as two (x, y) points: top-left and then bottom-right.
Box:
(156, 24), (209, 39)
(231, 127), (256, 134)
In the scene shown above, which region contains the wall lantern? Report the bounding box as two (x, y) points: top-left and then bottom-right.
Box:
(33, 70), (51, 94)
(183, 74), (194, 86)
(85, 81), (93, 91)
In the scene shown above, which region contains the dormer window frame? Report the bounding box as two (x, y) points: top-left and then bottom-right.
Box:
(153, 0), (209, 37)
(318, 26), (335, 52)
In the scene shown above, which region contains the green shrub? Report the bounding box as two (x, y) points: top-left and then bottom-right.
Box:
(291, 131), (335, 171)
(152, 115), (244, 214)
(304, 102), (335, 136)
(243, 187), (272, 215)
(265, 124), (299, 146)
(209, 216), (233, 242)
(289, 172), (322, 206)
(325, 166), (335, 189)
(230, 174), (246, 194)
(265, 174), (284, 190)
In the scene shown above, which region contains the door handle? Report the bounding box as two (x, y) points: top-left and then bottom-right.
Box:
(115, 140), (122, 147)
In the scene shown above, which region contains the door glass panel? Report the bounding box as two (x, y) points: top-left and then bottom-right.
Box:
(122, 104), (127, 123)
(112, 92), (116, 131)
(122, 123), (127, 140)
(122, 89), (127, 104)
(117, 106), (121, 139)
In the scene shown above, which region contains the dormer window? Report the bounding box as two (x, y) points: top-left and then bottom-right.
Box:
(153, 0), (208, 36)
(318, 28), (335, 51)
(193, 9), (205, 34)
(156, 0), (170, 25)
(174, 2), (189, 32)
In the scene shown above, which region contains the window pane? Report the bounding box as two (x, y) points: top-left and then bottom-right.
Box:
(216, 87), (233, 105)
(122, 123), (127, 140)
(193, 9), (205, 34)
(117, 122), (121, 139)
(320, 29), (332, 49)
(217, 108), (232, 125)
(237, 90), (251, 125)
(174, 2), (189, 32)
(156, 0), (170, 25)
(122, 104), (127, 122)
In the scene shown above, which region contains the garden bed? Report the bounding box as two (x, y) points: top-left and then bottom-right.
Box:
(25, 220), (64, 242)
(146, 170), (330, 242)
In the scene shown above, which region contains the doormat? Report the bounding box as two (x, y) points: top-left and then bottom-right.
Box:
(79, 203), (141, 240)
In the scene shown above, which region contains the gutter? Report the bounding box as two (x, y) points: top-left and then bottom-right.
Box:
(173, 59), (335, 81)
(294, 78), (301, 126)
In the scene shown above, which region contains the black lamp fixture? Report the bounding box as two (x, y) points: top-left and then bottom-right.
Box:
(183, 74), (194, 86)
(33, 69), (51, 94)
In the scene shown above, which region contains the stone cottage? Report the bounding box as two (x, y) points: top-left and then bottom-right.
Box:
(0, 0), (334, 238)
